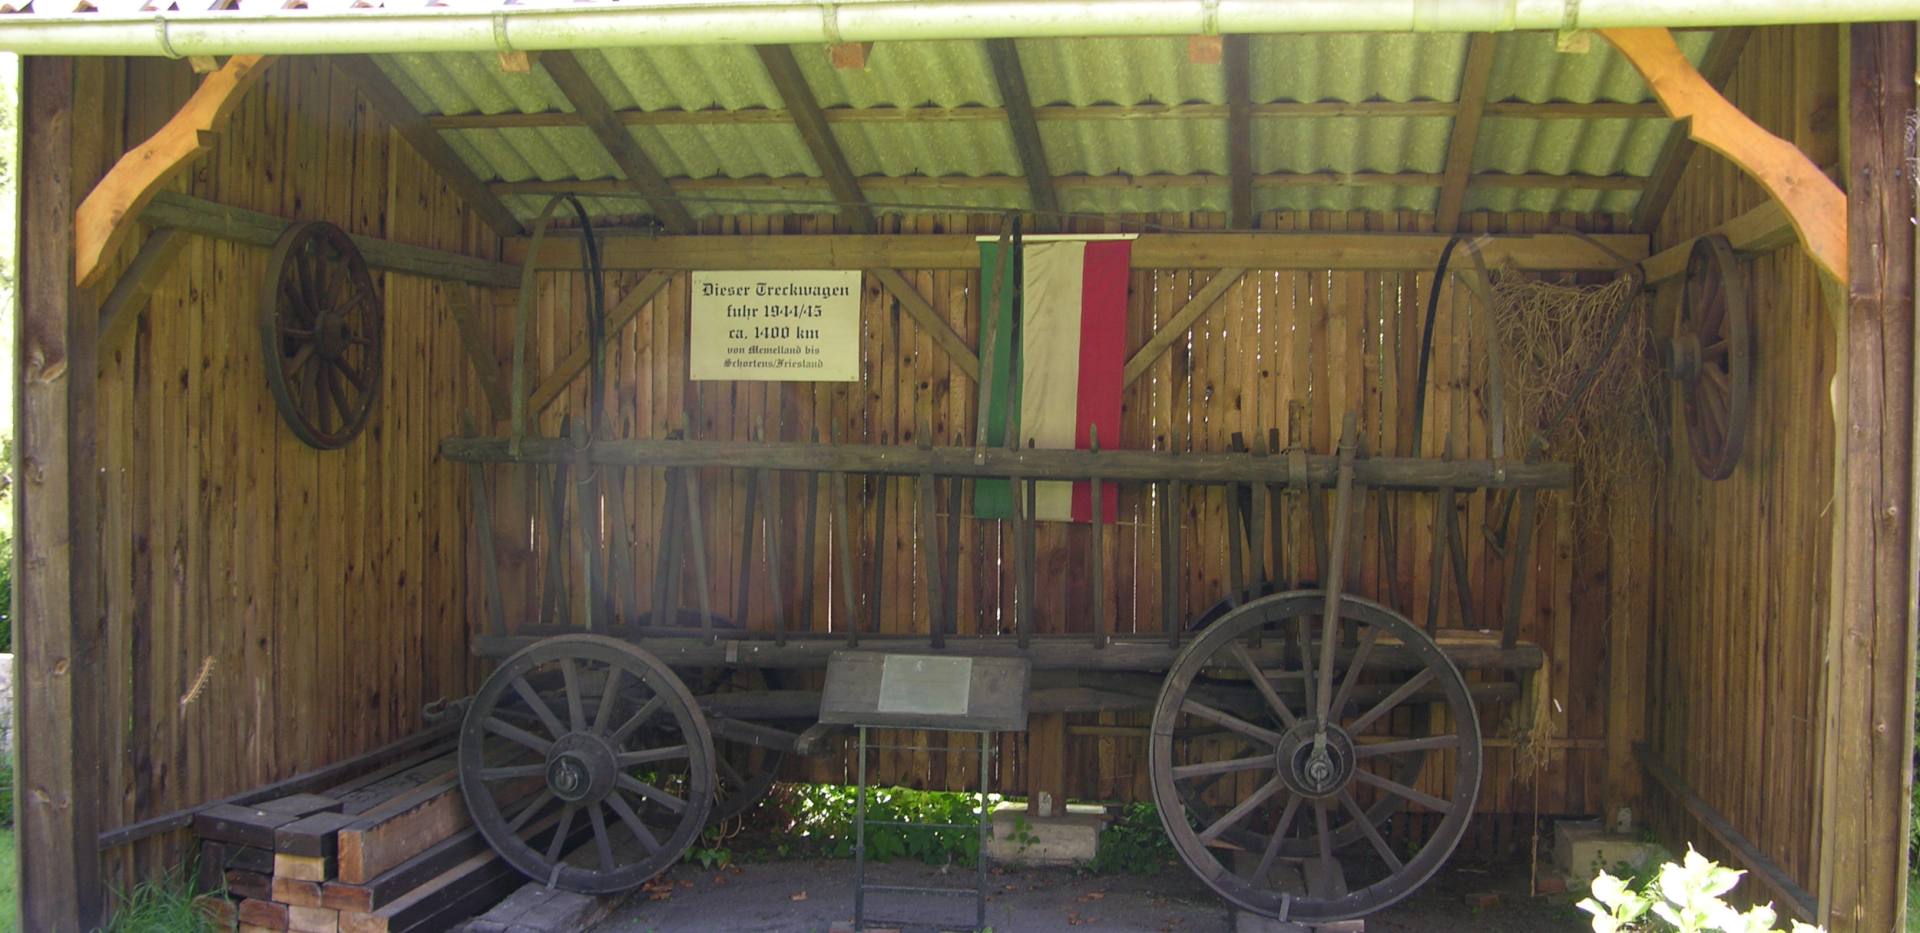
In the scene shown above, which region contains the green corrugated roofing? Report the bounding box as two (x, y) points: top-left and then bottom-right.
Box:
(372, 30), (1718, 224)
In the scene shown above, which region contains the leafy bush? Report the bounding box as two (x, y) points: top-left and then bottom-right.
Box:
(755, 782), (989, 867)
(0, 760), (13, 828)
(1090, 803), (1176, 875)
(1578, 847), (1824, 933)
(103, 863), (216, 933)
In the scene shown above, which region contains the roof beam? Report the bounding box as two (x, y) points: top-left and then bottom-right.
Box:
(1435, 33), (1498, 233)
(333, 55), (524, 238)
(540, 50), (696, 234)
(754, 44), (875, 232)
(984, 38), (1060, 222)
(427, 99), (1669, 130)
(493, 170), (1644, 198)
(1630, 27), (1752, 233)
(1224, 35), (1253, 228)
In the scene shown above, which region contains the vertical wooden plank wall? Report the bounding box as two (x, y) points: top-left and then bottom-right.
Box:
(1644, 24), (1840, 905)
(509, 208), (1628, 845)
(81, 57), (496, 889)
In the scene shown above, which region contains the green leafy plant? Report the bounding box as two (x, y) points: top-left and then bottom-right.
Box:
(1090, 802), (1175, 875)
(1578, 847), (1824, 933)
(102, 863), (216, 933)
(762, 782), (990, 867)
(1008, 814), (1040, 852)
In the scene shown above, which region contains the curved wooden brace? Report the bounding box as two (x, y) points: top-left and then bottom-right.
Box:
(1601, 28), (1846, 284)
(74, 54), (272, 288)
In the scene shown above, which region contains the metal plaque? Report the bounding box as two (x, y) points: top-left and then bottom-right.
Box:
(820, 651), (1031, 731)
(877, 655), (973, 716)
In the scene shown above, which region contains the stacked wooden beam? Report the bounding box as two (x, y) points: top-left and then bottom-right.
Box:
(192, 748), (542, 933)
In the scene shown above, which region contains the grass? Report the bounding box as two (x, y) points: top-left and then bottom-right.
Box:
(0, 827), (13, 933)
(1909, 872), (1920, 933)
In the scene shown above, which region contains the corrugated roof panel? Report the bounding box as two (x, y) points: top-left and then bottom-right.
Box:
(833, 121), (1021, 178)
(1017, 36), (1225, 106)
(627, 123), (818, 179)
(1473, 116), (1672, 176)
(1252, 116), (1452, 174)
(579, 46), (784, 111)
(793, 40), (999, 108)
(1487, 29), (1711, 102)
(1249, 33), (1467, 103)
(1060, 185), (1221, 215)
(1466, 187), (1640, 216)
(447, 127), (618, 182)
(1255, 186), (1437, 214)
(1042, 118), (1228, 176)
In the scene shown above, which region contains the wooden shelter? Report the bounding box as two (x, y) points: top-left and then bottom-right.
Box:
(0, 5), (1913, 931)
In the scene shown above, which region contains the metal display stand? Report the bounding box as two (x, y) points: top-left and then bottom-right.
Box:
(821, 652), (1032, 933)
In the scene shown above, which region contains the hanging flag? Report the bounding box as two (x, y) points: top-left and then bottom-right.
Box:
(974, 236), (1132, 522)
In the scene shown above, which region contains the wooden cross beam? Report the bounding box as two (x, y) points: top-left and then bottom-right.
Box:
(540, 51), (696, 235)
(1601, 27), (1847, 283)
(984, 38), (1061, 222)
(1435, 34), (1497, 234)
(73, 54), (272, 288)
(333, 55), (525, 239)
(1224, 35), (1254, 229)
(755, 44), (875, 233)
(1631, 28), (1752, 233)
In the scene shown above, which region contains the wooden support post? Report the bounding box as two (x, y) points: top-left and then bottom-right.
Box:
(1123, 269), (1246, 387)
(95, 227), (185, 353)
(1815, 22), (1916, 933)
(871, 269), (980, 381)
(1224, 35), (1253, 230)
(444, 285), (511, 422)
(1090, 426), (1106, 649)
(541, 51), (697, 235)
(755, 45), (875, 233)
(19, 55), (106, 931)
(1632, 28), (1753, 234)
(984, 39), (1060, 223)
(1026, 712), (1066, 818)
(1435, 35), (1497, 234)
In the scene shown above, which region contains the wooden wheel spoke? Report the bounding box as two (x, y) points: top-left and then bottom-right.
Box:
(507, 790), (556, 834)
(561, 659), (587, 733)
(591, 667), (624, 735)
(284, 343), (315, 378)
(1229, 643), (1299, 729)
(334, 359), (370, 393)
(608, 695), (664, 746)
(1345, 669), (1435, 735)
(1313, 801), (1335, 882)
(1354, 768), (1452, 812)
(1354, 734), (1462, 759)
(717, 754), (748, 789)
(1328, 625), (1380, 720)
(479, 764), (546, 782)
(1181, 699), (1282, 747)
(589, 803), (616, 873)
(546, 805), (577, 864)
(615, 774), (687, 814)
(1339, 789), (1403, 872)
(1250, 794), (1303, 883)
(509, 676), (568, 740)
(616, 745), (689, 767)
(485, 716), (554, 755)
(606, 790), (662, 855)
(1172, 754), (1274, 781)
(325, 365), (355, 422)
(1197, 775), (1286, 845)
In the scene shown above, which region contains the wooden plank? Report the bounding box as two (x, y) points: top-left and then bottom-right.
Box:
(755, 45), (874, 233)
(274, 853), (335, 883)
(1639, 199), (1797, 285)
(1123, 269), (1246, 386)
(319, 826), (489, 913)
(1602, 27), (1847, 283)
(1223, 35), (1253, 229)
(17, 55), (104, 929)
(871, 268), (979, 381)
(1638, 745), (1818, 921)
(539, 51), (695, 234)
(276, 812), (359, 860)
(195, 804), (303, 850)
(1632, 27), (1753, 233)
(513, 230), (1646, 272)
(288, 905), (339, 933)
(331, 55), (524, 238)
(495, 169), (1641, 198)
(140, 190), (518, 287)
(238, 898), (290, 931)
(1816, 22), (1916, 932)
(983, 38), (1059, 220)
(273, 876), (327, 909)
(73, 55), (272, 287)
(1435, 34), (1497, 234)
(95, 227), (187, 352)
(335, 780), (470, 884)
(528, 270), (672, 415)
(443, 285), (511, 422)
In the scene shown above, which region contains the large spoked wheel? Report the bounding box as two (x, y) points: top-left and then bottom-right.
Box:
(259, 220), (382, 449)
(1672, 233), (1752, 480)
(1150, 591), (1481, 924)
(639, 610), (788, 825)
(460, 635), (715, 894)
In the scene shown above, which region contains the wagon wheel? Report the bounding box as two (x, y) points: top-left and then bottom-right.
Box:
(258, 220), (382, 449)
(645, 610), (787, 824)
(1670, 233), (1751, 480)
(1150, 591), (1482, 924)
(460, 635), (715, 894)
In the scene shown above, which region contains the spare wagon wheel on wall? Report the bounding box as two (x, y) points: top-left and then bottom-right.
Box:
(1150, 591), (1482, 924)
(1668, 233), (1752, 481)
(459, 634), (715, 893)
(259, 219), (383, 449)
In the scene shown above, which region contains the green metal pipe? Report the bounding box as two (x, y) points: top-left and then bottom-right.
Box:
(0, 0), (1914, 57)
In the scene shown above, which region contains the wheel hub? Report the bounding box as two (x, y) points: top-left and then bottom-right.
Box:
(1668, 333), (1701, 383)
(1276, 719), (1356, 799)
(315, 311), (349, 360)
(545, 732), (618, 805)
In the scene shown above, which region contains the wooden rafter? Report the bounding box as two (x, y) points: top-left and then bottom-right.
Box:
(444, 284), (512, 421)
(1124, 269), (1247, 385)
(493, 170), (1644, 198)
(1224, 35), (1253, 229)
(540, 51), (696, 235)
(1630, 27), (1753, 233)
(333, 55), (525, 239)
(73, 54), (272, 288)
(426, 99), (1668, 131)
(871, 269), (981, 381)
(96, 228), (186, 351)
(529, 271), (674, 415)
(755, 44), (875, 233)
(1435, 34), (1497, 234)
(1601, 27), (1846, 283)
(984, 38), (1060, 221)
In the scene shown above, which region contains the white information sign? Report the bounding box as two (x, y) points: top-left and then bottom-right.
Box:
(690, 270), (862, 381)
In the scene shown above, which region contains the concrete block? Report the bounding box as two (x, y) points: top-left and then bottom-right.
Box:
(1553, 819), (1665, 890)
(983, 803), (1105, 866)
(1233, 911), (1363, 932)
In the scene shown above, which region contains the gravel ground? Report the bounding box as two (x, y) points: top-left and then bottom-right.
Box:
(589, 855), (1589, 932)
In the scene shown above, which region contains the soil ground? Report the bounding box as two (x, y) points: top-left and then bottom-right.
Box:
(590, 854), (1588, 933)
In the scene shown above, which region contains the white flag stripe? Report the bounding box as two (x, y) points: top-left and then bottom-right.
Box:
(1019, 241), (1086, 521)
